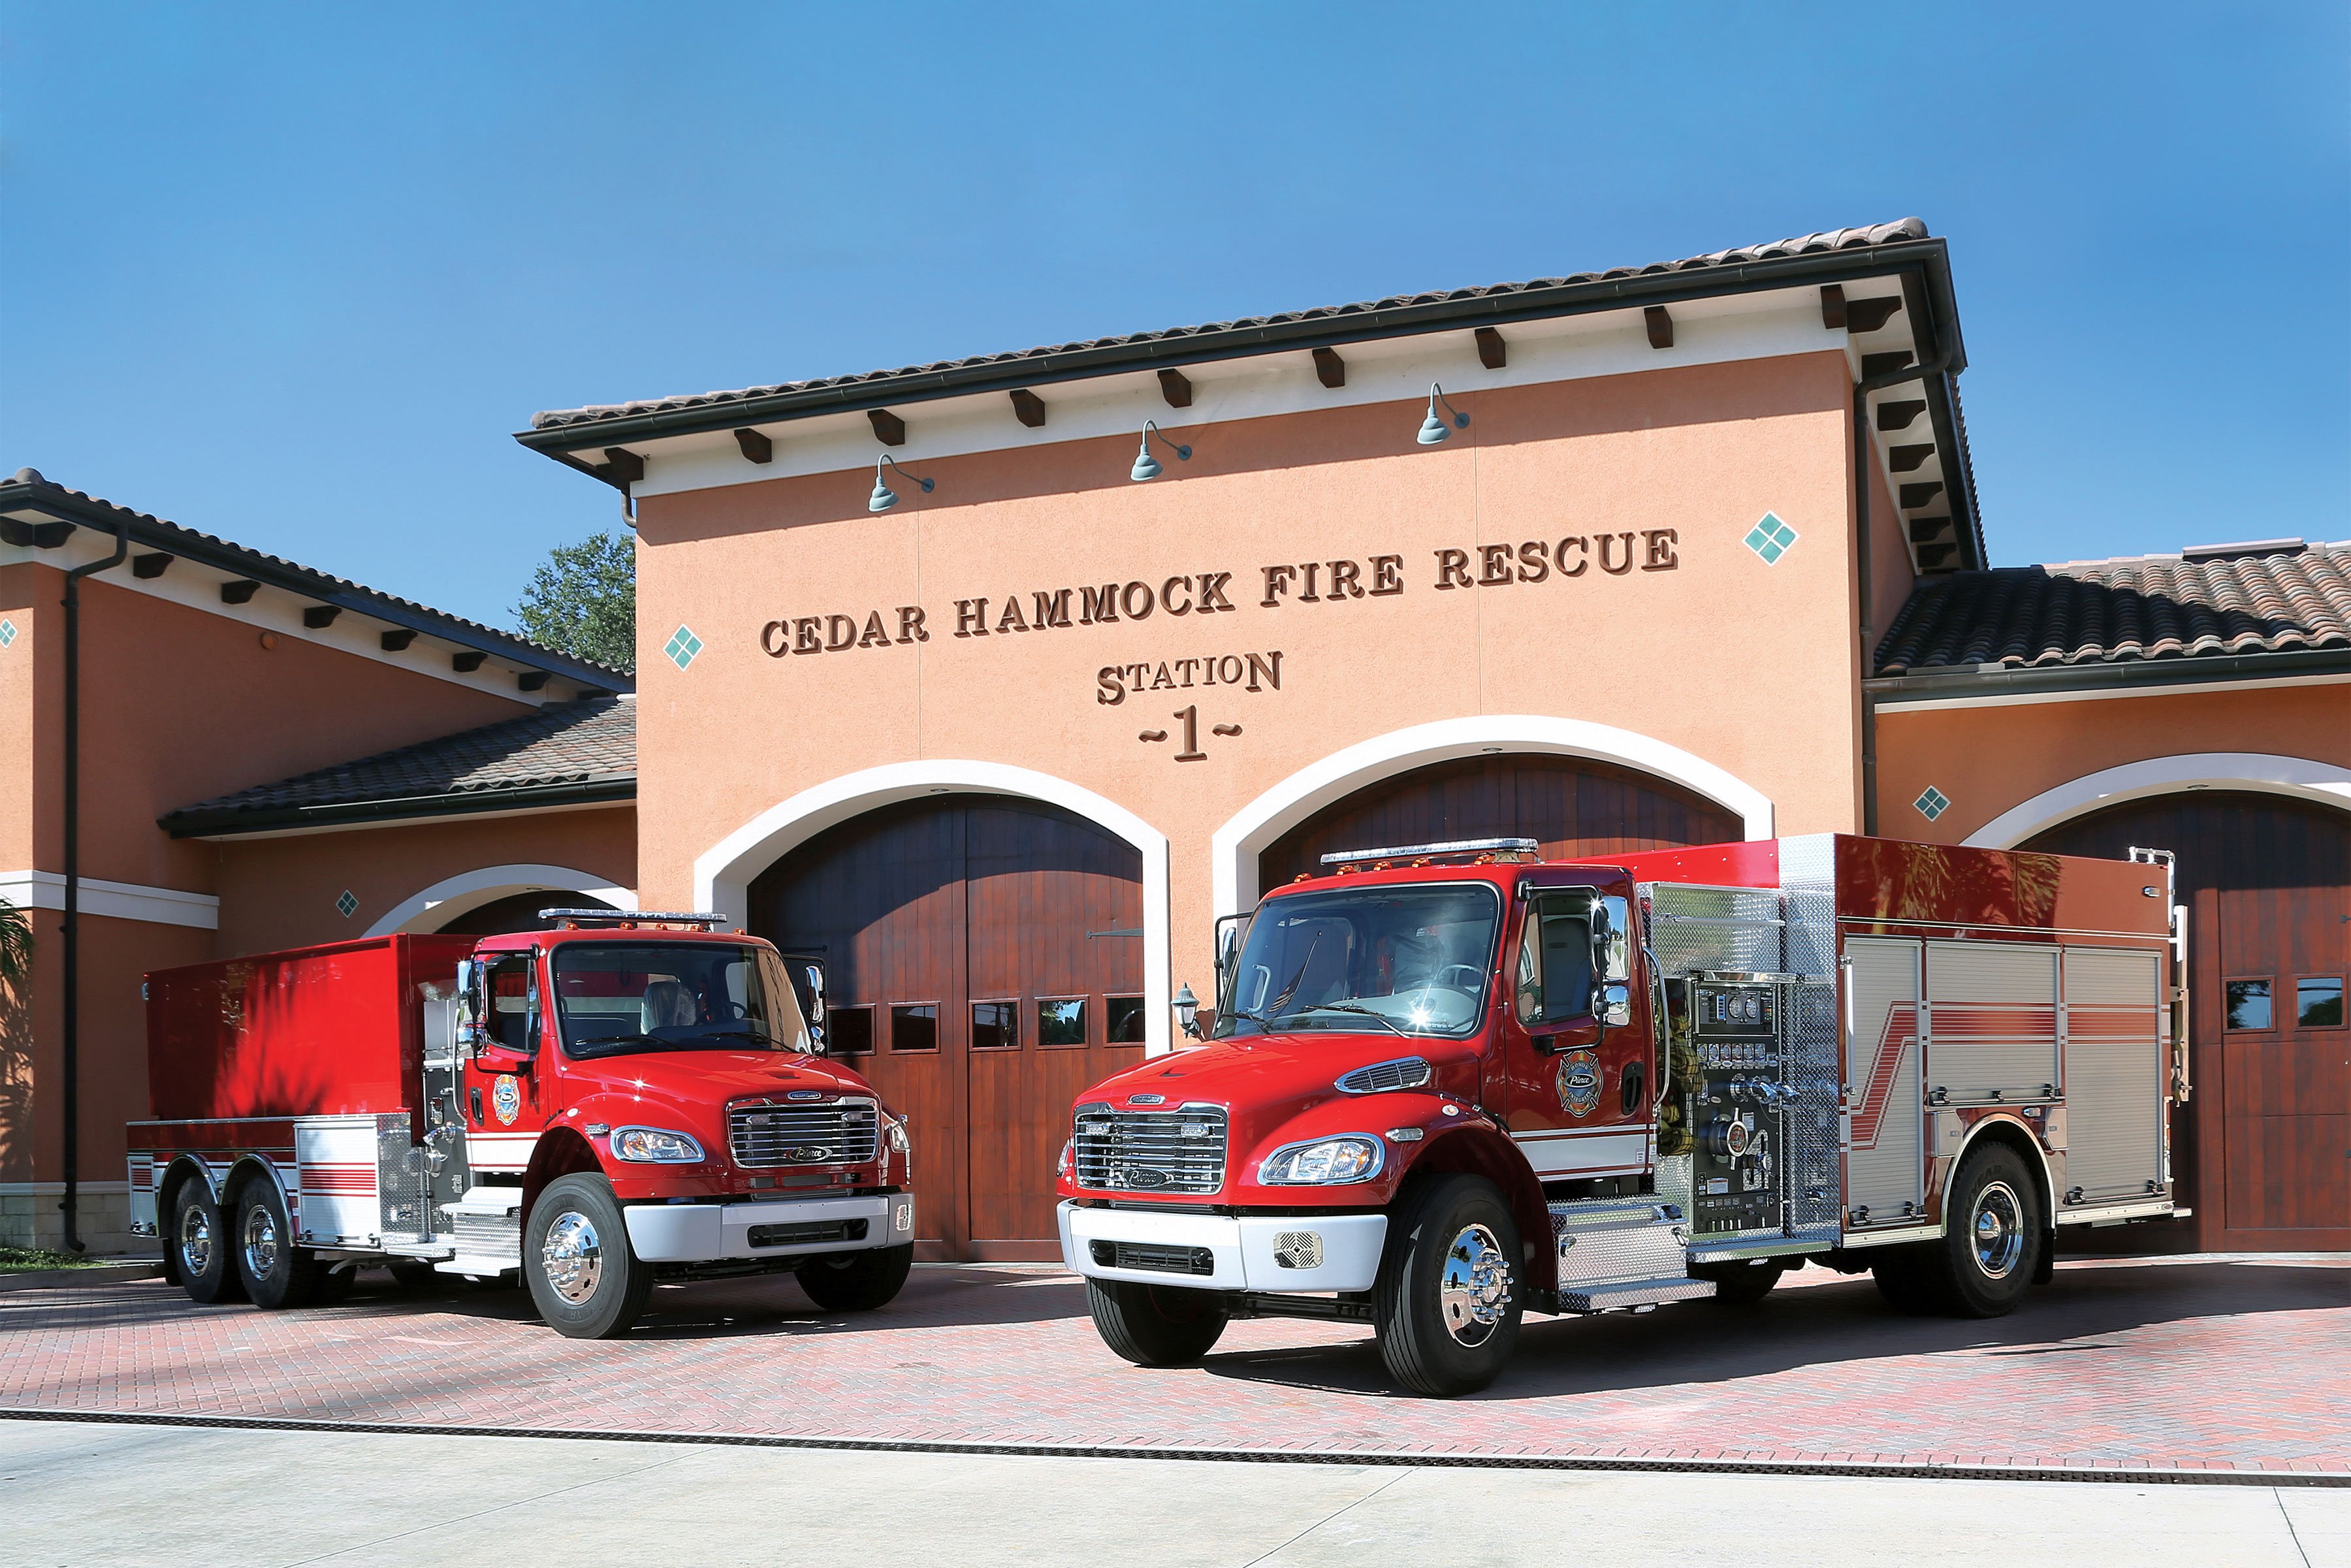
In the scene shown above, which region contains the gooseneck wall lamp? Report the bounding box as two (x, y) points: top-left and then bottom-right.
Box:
(1173, 980), (1202, 1039)
(1130, 421), (1192, 482)
(868, 454), (935, 513)
(1417, 384), (1471, 445)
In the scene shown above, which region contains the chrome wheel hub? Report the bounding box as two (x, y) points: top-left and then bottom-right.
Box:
(240, 1202), (280, 1281)
(1972, 1180), (2025, 1279)
(1438, 1222), (1513, 1347)
(541, 1211), (604, 1305)
(179, 1204), (215, 1278)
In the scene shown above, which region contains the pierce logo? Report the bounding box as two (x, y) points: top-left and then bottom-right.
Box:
(1556, 1049), (1603, 1119)
(492, 1074), (522, 1127)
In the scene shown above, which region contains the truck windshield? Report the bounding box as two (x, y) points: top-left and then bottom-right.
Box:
(551, 942), (813, 1060)
(1214, 882), (1501, 1040)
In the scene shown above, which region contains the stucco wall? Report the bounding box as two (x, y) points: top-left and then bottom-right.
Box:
(633, 350), (1866, 997)
(208, 805), (637, 957)
(1875, 682), (2351, 844)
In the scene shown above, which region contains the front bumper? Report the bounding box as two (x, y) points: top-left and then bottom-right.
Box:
(624, 1192), (914, 1262)
(1058, 1200), (1387, 1293)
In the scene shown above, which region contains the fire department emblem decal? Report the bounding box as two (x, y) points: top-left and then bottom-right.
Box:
(1556, 1049), (1603, 1119)
(492, 1074), (522, 1127)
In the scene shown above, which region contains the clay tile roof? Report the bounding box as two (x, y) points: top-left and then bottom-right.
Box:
(0, 470), (630, 692)
(530, 219), (1932, 432)
(1874, 540), (2351, 676)
(161, 696), (635, 835)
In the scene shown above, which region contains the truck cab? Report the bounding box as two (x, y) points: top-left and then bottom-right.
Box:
(1059, 834), (2184, 1395)
(446, 913), (917, 1335)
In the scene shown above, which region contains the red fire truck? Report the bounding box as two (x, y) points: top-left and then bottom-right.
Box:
(1059, 834), (2187, 1396)
(129, 912), (916, 1337)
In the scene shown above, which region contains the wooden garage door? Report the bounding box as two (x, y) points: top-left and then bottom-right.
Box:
(750, 797), (1145, 1260)
(2024, 793), (2349, 1249)
(1259, 753), (1744, 888)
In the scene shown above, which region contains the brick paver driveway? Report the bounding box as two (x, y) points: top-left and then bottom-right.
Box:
(4, 1253), (2343, 1478)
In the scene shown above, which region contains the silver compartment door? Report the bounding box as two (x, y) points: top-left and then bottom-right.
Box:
(2061, 946), (2167, 1204)
(1924, 941), (2060, 1103)
(1845, 937), (1924, 1223)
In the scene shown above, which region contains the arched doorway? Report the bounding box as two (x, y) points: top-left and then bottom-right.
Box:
(750, 795), (1146, 1260)
(2024, 793), (2348, 1250)
(432, 889), (618, 936)
(1258, 752), (1746, 888)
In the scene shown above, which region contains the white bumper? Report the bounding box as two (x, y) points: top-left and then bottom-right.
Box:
(1058, 1200), (1387, 1293)
(624, 1192), (914, 1263)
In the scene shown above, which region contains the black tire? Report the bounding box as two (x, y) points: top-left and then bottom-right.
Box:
(1373, 1173), (1523, 1397)
(795, 1242), (914, 1311)
(170, 1179), (242, 1305)
(1085, 1277), (1229, 1366)
(1695, 1258), (1785, 1305)
(523, 1174), (654, 1339)
(232, 1177), (323, 1309)
(1924, 1143), (2044, 1317)
(388, 1258), (442, 1290)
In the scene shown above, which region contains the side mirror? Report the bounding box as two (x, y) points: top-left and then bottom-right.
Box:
(453, 959), (489, 1051)
(1601, 982), (1632, 1028)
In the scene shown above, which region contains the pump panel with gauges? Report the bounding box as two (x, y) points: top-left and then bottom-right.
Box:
(1687, 979), (1791, 1237)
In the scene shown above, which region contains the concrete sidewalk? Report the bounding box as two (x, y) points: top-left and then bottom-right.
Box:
(6, 1419), (2344, 1568)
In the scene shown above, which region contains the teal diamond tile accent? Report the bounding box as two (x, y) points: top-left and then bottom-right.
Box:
(1913, 786), (1951, 822)
(0, 618), (16, 648)
(1744, 511), (1800, 565)
(664, 624), (704, 671)
(334, 889), (359, 919)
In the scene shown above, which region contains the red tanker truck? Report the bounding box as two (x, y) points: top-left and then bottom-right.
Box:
(1059, 833), (2187, 1396)
(129, 912), (915, 1337)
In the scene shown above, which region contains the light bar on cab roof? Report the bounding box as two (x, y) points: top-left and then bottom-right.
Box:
(1319, 837), (1540, 867)
(537, 909), (732, 927)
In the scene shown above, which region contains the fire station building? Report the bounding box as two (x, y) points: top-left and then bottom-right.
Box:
(5, 218), (2344, 1259)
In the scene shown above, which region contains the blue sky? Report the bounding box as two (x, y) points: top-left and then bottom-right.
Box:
(3, 3), (2344, 629)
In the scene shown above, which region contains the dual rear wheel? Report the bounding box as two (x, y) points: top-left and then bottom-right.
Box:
(172, 1176), (323, 1307)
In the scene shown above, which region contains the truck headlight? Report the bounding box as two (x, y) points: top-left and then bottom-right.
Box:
(1257, 1135), (1384, 1185)
(608, 1127), (705, 1163)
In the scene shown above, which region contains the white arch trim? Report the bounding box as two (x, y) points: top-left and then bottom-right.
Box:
(694, 761), (1174, 1055)
(1963, 752), (2351, 848)
(364, 864), (636, 937)
(1211, 715), (1777, 914)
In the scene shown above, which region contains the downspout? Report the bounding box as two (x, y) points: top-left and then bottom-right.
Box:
(1854, 299), (1955, 836)
(60, 517), (129, 1251)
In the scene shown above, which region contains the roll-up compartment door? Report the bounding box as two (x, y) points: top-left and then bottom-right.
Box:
(1845, 937), (1924, 1223)
(1925, 942), (2059, 1103)
(2062, 946), (2166, 1204)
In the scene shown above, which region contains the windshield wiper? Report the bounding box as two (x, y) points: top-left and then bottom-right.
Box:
(576, 1032), (667, 1048)
(699, 1023), (775, 1044)
(1292, 1001), (1410, 1037)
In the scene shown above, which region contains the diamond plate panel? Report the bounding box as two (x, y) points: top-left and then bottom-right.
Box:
(376, 1114), (428, 1244)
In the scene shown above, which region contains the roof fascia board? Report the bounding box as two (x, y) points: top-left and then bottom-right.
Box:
(518, 239), (1959, 456)
(0, 481), (632, 692)
(1867, 645), (2351, 704)
(159, 777), (637, 840)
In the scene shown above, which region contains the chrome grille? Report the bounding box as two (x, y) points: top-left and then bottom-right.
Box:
(729, 1098), (879, 1168)
(1335, 1056), (1431, 1094)
(1071, 1104), (1227, 1194)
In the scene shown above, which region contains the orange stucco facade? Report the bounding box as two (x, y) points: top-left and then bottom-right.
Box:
(1876, 682), (2351, 846)
(633, 353), (1895, 1001)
